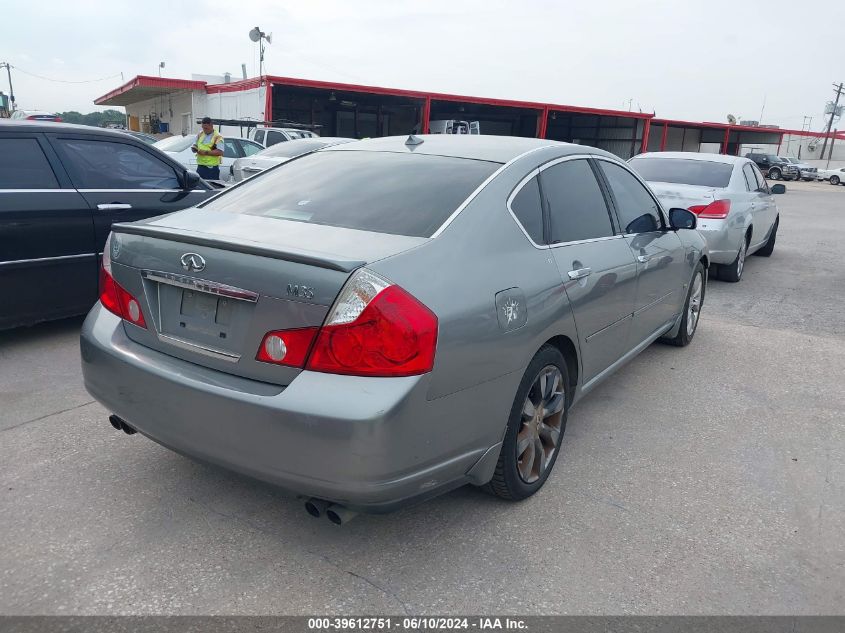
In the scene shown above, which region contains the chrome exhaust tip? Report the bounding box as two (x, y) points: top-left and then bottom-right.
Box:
(326, 504), (358, 526)
(109, 414), (137, 435)
(304, 498), (330, 518)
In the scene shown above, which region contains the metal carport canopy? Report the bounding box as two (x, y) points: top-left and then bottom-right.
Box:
(260, 74), (652, 136)
(649, 118), (784, 154)
(94, 76), (208, 106)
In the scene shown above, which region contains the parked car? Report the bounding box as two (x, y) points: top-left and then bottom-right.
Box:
(0, 120), (219, 330)
(250, 127), (318, 148)
(80, 135), (707, 519)
(10, 109), (62, 122)
(230, 137), (354, 181)
(154, 134), (264, 182)
(122, 130), (159, 145)
(818, 166), (845, 185)
(744, 152), (799, 181)
(630, 152), (782, 283)
(783, 157), (819, 181)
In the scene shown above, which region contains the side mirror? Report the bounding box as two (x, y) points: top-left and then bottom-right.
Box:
(181, 169), (201, 190)
(771, 184), (786, 194)
(669, 208), (697, 230)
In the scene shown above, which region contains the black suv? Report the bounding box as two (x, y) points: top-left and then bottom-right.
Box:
(0, 121), (218, 329)
(744, 152), (799, 181)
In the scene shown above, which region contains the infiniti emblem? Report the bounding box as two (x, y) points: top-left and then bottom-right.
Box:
(180, 253), (206, 272)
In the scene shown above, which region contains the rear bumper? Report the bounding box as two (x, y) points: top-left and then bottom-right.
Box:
(80, 305), (506, 512)
(694, 220), (742, 265)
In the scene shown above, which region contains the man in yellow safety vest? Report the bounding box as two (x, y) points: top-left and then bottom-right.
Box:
(191, 117), (225, 180)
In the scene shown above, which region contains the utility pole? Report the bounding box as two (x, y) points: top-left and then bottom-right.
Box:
(0, 62), (15, 111)
(820, 82), (844, 160)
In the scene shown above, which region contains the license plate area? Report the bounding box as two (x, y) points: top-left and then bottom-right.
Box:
(164, 288), (235, 339)
(141, 270), (257, 360)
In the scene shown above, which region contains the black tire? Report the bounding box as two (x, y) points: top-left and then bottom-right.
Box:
(832, 175), (841, 186)
(768, 168), (781, 180)
(488, 345), (570, 501)
(718, 234), (749, 282)
(754, 217), (778, 257)
(661, 262), (706, 347)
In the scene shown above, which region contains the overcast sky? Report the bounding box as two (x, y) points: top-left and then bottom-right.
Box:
(2, 0), (843, 130)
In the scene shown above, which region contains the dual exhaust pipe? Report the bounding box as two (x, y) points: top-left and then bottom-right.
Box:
(304, 498), (358, 525)
(109, 414), (137, 435)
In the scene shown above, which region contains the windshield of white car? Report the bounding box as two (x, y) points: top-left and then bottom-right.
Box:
(629, 158), (734, 188)
(204, 150), (500, 238)
(153, 136), (195, 152)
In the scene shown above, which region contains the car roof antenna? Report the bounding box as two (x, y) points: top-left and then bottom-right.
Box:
(405, 134), (424, 146)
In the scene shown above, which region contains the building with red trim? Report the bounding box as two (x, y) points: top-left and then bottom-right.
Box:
(96, 74), (844, 162)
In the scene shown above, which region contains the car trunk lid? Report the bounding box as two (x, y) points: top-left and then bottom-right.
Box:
(108, 209), (427, 386)
(647, 182), (719, 211)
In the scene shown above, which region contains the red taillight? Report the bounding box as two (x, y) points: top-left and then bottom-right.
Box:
(256, 270), (438, 377)
(99, 263), (147, 329)
(306, 284), (438, 377)
(689, 199), (731, 219)
(256, 327), (319, 367)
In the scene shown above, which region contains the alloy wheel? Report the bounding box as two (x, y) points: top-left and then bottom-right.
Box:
(686, 272), (703, 336)
(737, 240), (747, 278)
(516, 366), (565, 484)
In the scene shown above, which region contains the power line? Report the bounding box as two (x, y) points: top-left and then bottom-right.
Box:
(10, 65), (122, 84)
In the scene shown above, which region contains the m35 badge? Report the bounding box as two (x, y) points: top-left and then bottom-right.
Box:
(287, 284), (315, 300)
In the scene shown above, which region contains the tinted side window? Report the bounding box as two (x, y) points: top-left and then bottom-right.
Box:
(253, 130), (265, 144)
(751, 164), (767, 191)
(56, 139), (179, 189)
(540, 159), (614, 243)
(600, 161), (662, 234)
(223, 139), (239, 158)
(510, 175), (544, 244)
(742, 164), (758, 191)
(0, 138), (59, 189)
(266, 131), (286, 146)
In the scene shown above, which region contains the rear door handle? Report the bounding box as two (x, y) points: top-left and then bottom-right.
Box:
(636, 255), (652, 263)
(567, 267), (592, 280)
(97, 203), (133, 212)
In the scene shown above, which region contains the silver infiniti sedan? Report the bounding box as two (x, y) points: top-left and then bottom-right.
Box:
(231, 137), (354, 182)
(80, 136), (708, 521)
(630, 152), (784, 282)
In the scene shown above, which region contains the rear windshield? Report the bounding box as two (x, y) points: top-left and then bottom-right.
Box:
(629, 157), (734, 188)
(203, 150), (499, 237)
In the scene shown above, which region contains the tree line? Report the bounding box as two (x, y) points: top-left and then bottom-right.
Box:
(57, 109), (125, 127)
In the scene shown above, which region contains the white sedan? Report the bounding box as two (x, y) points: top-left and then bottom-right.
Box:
(230, 137), (353, 182)
(153, 135), (264, 182)
(818, 166), (845, 185)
